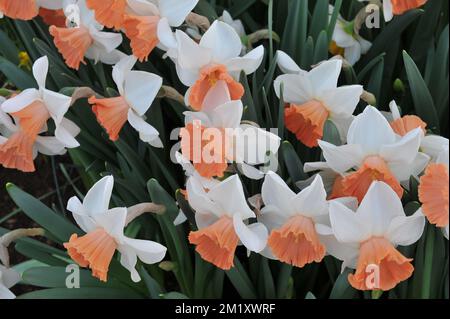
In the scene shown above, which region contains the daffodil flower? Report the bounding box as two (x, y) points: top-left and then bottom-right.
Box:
(274, 58), (363, 147)
(359, 0), (428, 22)
(385, 100), (449, 162)
(0, 0), (63, 20)
(259, 172), (331, 268)
(186, 174), (268, 270)
(0, 265), (20, 299)
(88, 55), (163, 147)
(317, 106), (429, 203)
(0, 101), (72, 171)
(64, 176), (167, 282)
(50, 0), (124, 70)
(328, 5), (371, 65)
(327, 181), (425, 291)
(419, 145), (449, 240)
(166, 20), (264, 110)
(180, 81), (280, 179)
(118, 0), (198, 62)
(0, 56), (80, 172)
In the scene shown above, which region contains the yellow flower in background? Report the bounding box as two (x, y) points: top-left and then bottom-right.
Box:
(18, 51), (31, 70)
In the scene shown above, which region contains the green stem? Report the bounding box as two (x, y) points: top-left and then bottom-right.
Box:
(422, 225), (435, 299)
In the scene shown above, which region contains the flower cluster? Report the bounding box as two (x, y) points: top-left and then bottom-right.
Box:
(1, 0), (447, 298)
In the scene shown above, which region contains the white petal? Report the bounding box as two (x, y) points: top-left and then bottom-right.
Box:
(383, 0), (394, 22)
(259, 205), (287, 231)
(67, 197), (96, 233)
(157, 18), (177, 50)
(386, 209), (425, 246)
(444, 225), (449, 240)
(388, 100), (401, 120)
(261, 171), (296, 217)
(357, 181), (405, 236)
(122, 237), (167, 265)
(0, 285), (16, 299)
(358, 37), (372, 54)
(380, 128), (422, 164)
(200, 20), (241, 63)
(329, 114), (354, 143)
(1, 89), (40, 113)
(117, 245), (141, 282)
(308, 59), (342, 95)
(237, 163), (265, 180)
(235, 125), (281, 165)
(202, 80), (231, 112)
(389, 152), (430, 182)
(186, 177), (222, 218)
(32, 56), (49, 90)
(35, 136), (67, 156)
(347, 106), (396, 155)
(124, 71), (162, 116)
(176, 30), (211, 70)
(316, 225), (359, 269)
(209, 100), (243, 128)
(158, 0), (198, 27)
(55, 118), (80, 148)
(273, 73), (314, 104)
(207, 175), (255, 220)
(321, 85), (363, 116)
(127, 109), (162, 147)
(225, 45), (264, 75)
(43, 89), (72, 125)
(344, 43), (362, 66)
(290, 175), (328, 218)
(195, 211), (219, 229)
(329, 200), (370, 243)
(276, 50), (302, 74)
(174, 210), (188, 226)
(89, 27), (123, 53)
(112, 55), (137, 95)
(93, 207), (127, 240)
(421, 135), (449, 161)
(82, 175), (114, 214)
(0, 265), (21, 289)
(233, 215), (268, 253)
(318, 140), (364, 173)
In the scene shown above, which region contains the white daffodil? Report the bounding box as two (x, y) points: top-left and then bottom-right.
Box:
(327, 181), (425, 291)
(385, 100), (449, 163)
(419, 144), (449, 240)
(186, 174), (268, 270)
(259, 172), (331, 268)
(0, 0), (64, 20)
(103, 0), (199, 62)
(180, 81), (280, 180)
(0, 264), (21, 299)
(164, 20), (264, 110)
(329, 5), (371, 65)
(317, 106), (429, 203)
(49, 0), (124, 70)
(359, 0), (427, 22)
(0, 56), (80, 172)
(0, 104), (71, 166)
(274, 58), (363, 147)
(64, 176), (167, 282)
(88, 55), (163, 147)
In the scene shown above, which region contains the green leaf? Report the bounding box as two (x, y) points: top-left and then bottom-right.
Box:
(281, 141), (308, 186)
(329, 269), (359, 299)
(362, 9), (423, 64)
(0, 56), (36, 89)
(310, 0), (329, 41)
(22, 267), (110, 288)
(140, 266), (164, 299)
(0, 29), (20, 64)
(281, 0), (308, 62)
(6, 183), (82, 242)
(17, 287), (143, 299)
(226, 258), (257, 299)
(322, 120), (342, 146)
(403, 50), (440, 133)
